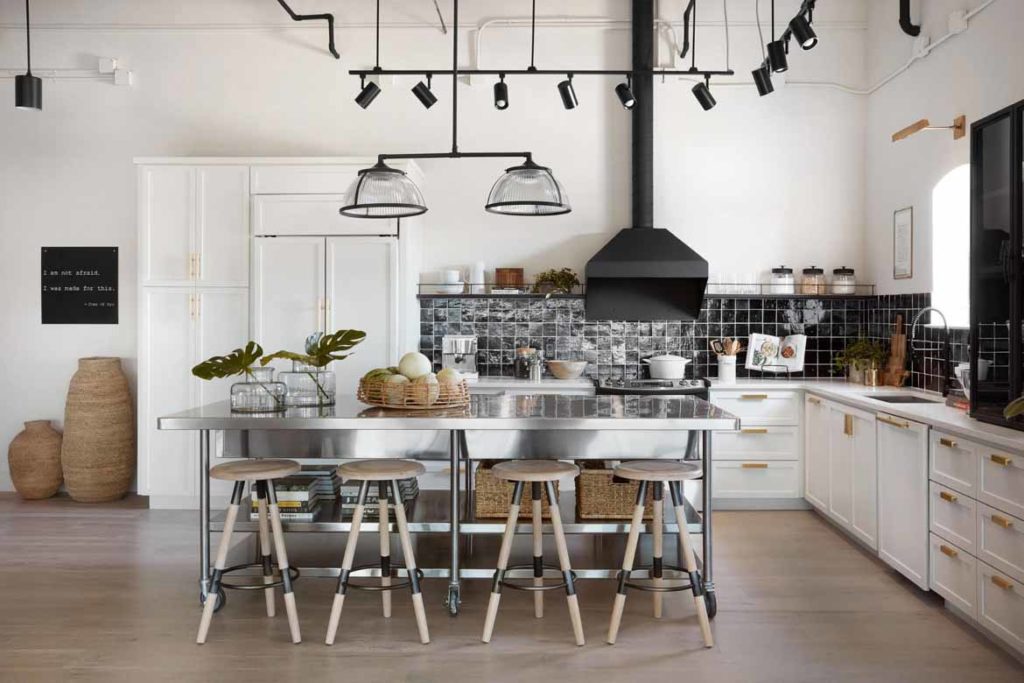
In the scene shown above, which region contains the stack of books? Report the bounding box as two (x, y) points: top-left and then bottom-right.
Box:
(250, 476), (322, 521)
(299, 464), (343, 499)
(339, 477), (420, 517)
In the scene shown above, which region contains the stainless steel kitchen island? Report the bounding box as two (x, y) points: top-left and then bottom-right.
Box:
(158, 393), (739, 616)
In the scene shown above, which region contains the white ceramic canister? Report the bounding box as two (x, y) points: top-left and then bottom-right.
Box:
(717, 355), (737, 384)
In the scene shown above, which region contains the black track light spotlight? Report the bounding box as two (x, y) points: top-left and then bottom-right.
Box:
(767, 39), (789, 73)
(692, 76), (717, 111)
(753, 64), (774, 96)
(355, 75), (381, 109)
(789, 13), (818, 50)
(615, 76), (636, 110)
(16, 0), (41, 111)
(557, 74), (578, 110)
(494, 74), (509, 110)
(412, 75), (437, 109)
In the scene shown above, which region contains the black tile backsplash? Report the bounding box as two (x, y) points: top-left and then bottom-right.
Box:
(419, 292), (967, 389)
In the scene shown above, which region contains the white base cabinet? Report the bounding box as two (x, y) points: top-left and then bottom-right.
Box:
(877, 412), (930, 590)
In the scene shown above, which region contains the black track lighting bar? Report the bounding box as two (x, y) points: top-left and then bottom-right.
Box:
(377, 151), (533, 164)
(348, 68), (735, 77)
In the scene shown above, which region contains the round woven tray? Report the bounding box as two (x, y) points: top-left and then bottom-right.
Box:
(358, 377), (470, 410)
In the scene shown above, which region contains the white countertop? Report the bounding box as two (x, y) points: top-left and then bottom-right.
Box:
(710, 379), (1024, 453)
(468, 377), (595, 391)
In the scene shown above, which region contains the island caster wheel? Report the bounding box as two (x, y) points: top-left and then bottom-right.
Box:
(199, 588), (226, 613)
(704, 591), (717, 619)
(445, 586), (461, 616)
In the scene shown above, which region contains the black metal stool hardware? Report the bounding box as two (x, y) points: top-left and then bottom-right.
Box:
(342, 564), (425, 592)
(619, 564), (702, 594)
(498, 565), (578, 592)
(218, 562), (300, 591)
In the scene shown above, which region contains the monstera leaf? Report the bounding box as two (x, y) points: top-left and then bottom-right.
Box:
(192, 341), (264, 380)
(1005, 396), (1024, 419)
(261, 329), (366, 368)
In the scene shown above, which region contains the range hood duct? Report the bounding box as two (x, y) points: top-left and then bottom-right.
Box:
(584, 0), (709, 321)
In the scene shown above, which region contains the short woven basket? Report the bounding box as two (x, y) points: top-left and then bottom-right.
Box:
(358, 377), (470, 410)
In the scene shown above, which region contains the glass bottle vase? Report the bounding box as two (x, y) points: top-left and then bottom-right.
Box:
(230, 368), (287, 413)
(281, 362), (336, 407)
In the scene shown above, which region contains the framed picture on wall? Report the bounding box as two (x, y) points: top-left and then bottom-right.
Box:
(893, 206), (913, 279)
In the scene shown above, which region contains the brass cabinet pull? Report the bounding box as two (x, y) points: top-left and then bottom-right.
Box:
(939, 545), (958, 558)
(939, 491), (958, 503)
(195, 252), (201, 278)
(991, 514), (1014, 529)
(990, 454), (1013, 467)
(991, 575), (1014, 590)
(877, 415), (910, 429)
(844, 414), (854, 437)
(939, 437), (958, 449)
(740, 394), (768, 400)
(188, 253), (196, 279)
(741, 463), (769, 469)
(741, 428), (768, 434)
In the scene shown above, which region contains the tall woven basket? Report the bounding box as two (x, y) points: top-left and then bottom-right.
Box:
(61, 357), (135, 502)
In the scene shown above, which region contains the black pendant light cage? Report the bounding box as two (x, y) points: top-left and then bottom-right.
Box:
(15, 0), (41, 110)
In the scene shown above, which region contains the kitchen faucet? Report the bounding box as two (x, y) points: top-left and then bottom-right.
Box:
(910, 307), (951, 397)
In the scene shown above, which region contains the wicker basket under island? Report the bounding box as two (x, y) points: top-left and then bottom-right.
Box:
(473, 461), (559, 519)
(575, 463), (656, 521)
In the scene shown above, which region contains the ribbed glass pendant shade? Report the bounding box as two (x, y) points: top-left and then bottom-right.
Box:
(340, 162), (427, 219)
(485, 159), (571, 216)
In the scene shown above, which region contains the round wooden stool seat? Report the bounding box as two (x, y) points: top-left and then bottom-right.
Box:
(338, 459), (425, 481)
(613, 460), (702, 482)
(210, 459), (301, 482)
(491, 460), (579, 482)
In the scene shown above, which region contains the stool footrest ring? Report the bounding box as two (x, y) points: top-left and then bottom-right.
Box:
(619, 564), (701, 594)
(499, 564), (578, 592)
(218, 562), (300, 591)
(344, 564), (425, 592)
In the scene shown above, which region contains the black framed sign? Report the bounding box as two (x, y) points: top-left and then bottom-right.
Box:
(41, 247), (119, 324)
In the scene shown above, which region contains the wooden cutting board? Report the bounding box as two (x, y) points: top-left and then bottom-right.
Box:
(884, 315), (908, 386)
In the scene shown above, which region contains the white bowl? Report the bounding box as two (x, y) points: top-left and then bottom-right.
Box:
(427, 282), (465, 295)
(547, 360), (588, 380)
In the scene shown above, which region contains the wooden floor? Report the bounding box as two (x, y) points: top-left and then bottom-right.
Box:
(1, 494), (1021, 682)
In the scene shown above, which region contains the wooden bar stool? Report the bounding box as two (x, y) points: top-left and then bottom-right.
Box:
(325, 460), (430, 645)
(197, 459), (302, 645)
(481, 460), (585, 646)
(606, 460), (713, 648)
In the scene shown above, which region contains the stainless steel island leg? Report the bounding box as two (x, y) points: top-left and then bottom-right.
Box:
(702, 430), (716, 617)
(446, 430), (462, 615)
(199, 429), (211, 603)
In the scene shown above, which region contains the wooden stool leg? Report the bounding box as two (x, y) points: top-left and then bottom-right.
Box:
(531, 482), (544, 619)
(255, 481), (276, 618)
(670, 482), (713, 648)
(391, 479), (430, 644)
(325, 481), (369, 645)
(546, 480), (585, 647)
(378, 481), (392, 619)
(652, 483), (664, 619)
(197, 481), (244, 644)
(607, 480), (649, 645)
(267, 481), (301, 644)
(481, 481), (524, 643)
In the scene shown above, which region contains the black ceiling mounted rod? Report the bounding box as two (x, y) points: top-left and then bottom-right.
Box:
(349, 68), (734, 77)
(275, 0), (340, 59)
(529, 0), (538, 71)
(680, 0), (695, 59)
(899, 0), (921, 37)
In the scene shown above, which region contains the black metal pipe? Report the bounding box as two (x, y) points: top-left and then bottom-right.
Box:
(378, 151), (531, 163)
(348, 68), (735, 77)
(632, 0), (654, 229)
(451, 0), (458, 153)
(899, 0), (921, 37)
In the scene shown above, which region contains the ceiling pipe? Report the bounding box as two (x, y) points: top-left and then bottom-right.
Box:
(899, 0), (921, 37)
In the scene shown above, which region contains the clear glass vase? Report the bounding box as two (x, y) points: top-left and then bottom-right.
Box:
(281, 362), (336, 407)
(230, 368), (287, 413)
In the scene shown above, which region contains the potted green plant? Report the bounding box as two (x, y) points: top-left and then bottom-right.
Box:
(833, 338), (888, 384)
(261, 329), (366, 406)
(532, 268), (581, 296)
(192, 341), (287, 412)
(1005, 396), (1024, 420)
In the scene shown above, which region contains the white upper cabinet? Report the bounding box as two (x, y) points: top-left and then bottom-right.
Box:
(326, 236), (399, 388)
(250, 165), (358, 194)
(252, 194), (398, 237)
(139, 164), (249, 287)
(196, 167), (250, 287)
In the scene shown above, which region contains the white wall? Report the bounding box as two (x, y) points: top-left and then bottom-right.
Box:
(0, 0), (868, 491)
(863, 0), (1021, 295)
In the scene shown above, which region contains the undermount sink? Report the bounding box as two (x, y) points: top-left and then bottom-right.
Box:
(866, 394), (942, 404)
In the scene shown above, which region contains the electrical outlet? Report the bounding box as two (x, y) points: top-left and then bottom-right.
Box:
(97, 57), (117, 74)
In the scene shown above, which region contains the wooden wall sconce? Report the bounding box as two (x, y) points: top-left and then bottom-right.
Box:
(892, 115), (967, 142)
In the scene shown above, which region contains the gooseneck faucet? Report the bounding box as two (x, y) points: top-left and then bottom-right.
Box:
(910, 307), (951, 397)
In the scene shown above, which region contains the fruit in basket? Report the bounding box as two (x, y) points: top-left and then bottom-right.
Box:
(384, 373), (410, 404)
(436, 368), (461, 384)
(363, 367), (394, 381)
(398, 352), (432, 380)
(412, 373), (440, 406)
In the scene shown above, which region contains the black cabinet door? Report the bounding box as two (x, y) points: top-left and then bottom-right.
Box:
(970, 110), (1018, 426)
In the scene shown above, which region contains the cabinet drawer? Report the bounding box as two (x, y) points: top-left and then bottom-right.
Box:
(978, 449), (1024, 519)
(977, 502), (1024, 583)
(929, 534), (977, 619)
(929, 481), (977, 553)
(710, 391), (800, 426)
(930, 431), (978, 497)
(977, 562), (1024, 652)
(252, 195), (397, 237)
(711, 461), (801, 499)
(713, 427), (799, 461)
(251, 165), (358, 194)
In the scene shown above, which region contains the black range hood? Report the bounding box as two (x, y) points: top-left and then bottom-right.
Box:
(585, 0), (709, 321)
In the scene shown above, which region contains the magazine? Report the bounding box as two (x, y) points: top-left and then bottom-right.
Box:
(745, 333), (807, 373)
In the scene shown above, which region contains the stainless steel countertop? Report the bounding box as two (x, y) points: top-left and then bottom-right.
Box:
(158, 394), (738, 431)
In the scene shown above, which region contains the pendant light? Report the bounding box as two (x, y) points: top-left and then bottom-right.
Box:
(767, 0), (788, 73)
(615, 76), (637, 110)
(493, 74), (509, 110)
(692, 76), (717, 111)
(752, 1), (774, 96)
(411, 74), (437, 109)
(339, 161), (427, 218)
(557, 74), (578, 110)
(485, 158), (571, 216)
(789, 13), (818, 50)
(15, 0), (41, 111)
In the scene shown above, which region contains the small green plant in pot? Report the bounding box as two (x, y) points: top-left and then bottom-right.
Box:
(262, 329), (366, 406)
(192, 341), (287, 412)
(532, 268), (581, 296)
(833, 338), (888, 383)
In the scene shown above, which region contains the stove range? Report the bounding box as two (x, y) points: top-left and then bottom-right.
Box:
(594, 377), (710, 397)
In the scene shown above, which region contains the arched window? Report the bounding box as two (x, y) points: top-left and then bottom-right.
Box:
(931, 164), (970, 327)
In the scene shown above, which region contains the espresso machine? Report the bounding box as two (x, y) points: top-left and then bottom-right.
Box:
(441, 335), (479, 380)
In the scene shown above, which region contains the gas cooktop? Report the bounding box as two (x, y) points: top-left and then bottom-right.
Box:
(595, 377), (710, 396)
